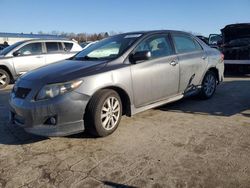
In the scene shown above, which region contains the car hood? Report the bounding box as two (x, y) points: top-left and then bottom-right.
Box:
(221, 23), (250, 43)
(21, 60), (107, 83)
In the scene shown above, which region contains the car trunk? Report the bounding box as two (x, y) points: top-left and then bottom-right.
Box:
(221, 24), (250, 60)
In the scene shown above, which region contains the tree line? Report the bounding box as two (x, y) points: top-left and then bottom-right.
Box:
(37, 31), (120, 43)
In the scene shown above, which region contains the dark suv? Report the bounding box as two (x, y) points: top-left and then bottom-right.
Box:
(209, 23), (250, 72)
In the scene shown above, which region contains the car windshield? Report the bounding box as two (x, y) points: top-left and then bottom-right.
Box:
(73, 33), (143, 61)
(0, 41), (24, 56)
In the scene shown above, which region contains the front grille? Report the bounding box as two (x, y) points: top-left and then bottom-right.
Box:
(14, 87), (31, 99)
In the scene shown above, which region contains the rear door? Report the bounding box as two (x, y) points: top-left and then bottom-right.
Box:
(130, 33), (180, 107)
(171, 33), (207, 93)
(12, 42), (46, 75)
(44, 42), (66, 65)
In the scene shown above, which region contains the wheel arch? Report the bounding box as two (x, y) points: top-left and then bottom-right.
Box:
(87, 86), (132, 117)
(207, 67), (219, 84)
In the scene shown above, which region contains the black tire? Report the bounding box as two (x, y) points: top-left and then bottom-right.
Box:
(85, 89), (122, 137)
(199, 70), (217, 99)
(0, 69), (10, 89)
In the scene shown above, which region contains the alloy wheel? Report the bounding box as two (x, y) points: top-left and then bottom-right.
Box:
(0, 72), (7, 86)
(203, 74), (216, 97)
(101, 96), (121, 130)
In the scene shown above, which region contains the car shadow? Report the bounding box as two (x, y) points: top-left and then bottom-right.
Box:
(157, 78), (250, 117)
(102, 181), (137, 188)
(1, 123), (96, 145)
(0, 124), (48, 145)
(66, 132), (97, 139)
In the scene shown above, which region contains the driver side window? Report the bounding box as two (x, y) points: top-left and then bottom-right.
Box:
(19, 43), (42, 56)
(134, 35), (174, 60)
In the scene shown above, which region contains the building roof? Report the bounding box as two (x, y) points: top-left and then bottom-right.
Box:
(0, 32), (67, 39)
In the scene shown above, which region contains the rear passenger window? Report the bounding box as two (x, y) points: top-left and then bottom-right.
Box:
(46, 42), (62, 53)
(172, 34), (202, 53)
(64, 42), (73, 51)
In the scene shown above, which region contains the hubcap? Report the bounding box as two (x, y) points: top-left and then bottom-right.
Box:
(0, 73), (7, 86)
(101, 97), (120, 130)
(204, 74), (216, 96)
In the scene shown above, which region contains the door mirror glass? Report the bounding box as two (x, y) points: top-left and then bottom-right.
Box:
(13, 50), (21, 57)
(130, 51), (151, 63)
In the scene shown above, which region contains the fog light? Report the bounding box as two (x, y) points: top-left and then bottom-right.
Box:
(44, 116), (57, 125)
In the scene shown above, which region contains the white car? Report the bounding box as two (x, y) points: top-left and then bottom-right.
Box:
(80, 41), (98, 50)
(0, 39), (82, 88)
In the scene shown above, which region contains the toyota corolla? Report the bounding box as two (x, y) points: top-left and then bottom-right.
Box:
(9, 30), (224, 137)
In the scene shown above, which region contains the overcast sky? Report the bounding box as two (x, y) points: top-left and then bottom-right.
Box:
(1, 0), (250, 36)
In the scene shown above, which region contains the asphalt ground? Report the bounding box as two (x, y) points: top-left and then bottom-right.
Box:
(0, 75), (249, 188)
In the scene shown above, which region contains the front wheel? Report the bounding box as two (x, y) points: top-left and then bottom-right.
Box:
(85, 89), (122, 137)
(0, 69), (10, 89)
(199, 71), (217, 99)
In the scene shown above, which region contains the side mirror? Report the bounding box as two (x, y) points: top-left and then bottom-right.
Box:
(13, 50), (21, 57)
(129, 51), (151, 64)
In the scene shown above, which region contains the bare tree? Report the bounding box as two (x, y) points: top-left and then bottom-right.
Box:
(36, 30), (113, 43)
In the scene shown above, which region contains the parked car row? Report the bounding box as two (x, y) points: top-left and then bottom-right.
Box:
(0, 39), (82, 89)
(9, 30), (224, 137)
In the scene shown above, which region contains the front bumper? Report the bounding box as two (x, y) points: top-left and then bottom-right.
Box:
(9, 91), (90, 137)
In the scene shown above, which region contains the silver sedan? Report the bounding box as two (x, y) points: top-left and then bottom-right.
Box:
(9, 30), (224, 137)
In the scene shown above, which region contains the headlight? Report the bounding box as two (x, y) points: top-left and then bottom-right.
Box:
(36, 80), (83, 100)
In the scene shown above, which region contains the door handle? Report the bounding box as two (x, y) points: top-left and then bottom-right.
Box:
(170, 61), (178, 66)
(36, 56), (43, 58)
(202, 56), (207, 60)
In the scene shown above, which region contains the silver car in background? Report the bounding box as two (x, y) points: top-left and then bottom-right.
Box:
(9, 30), (224, 137)
(0, 39), (82, 88)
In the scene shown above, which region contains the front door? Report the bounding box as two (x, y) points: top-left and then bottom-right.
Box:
(12, 42), (46, 75)
(130, 34), (180, 107)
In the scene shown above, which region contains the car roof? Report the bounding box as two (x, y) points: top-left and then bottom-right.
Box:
(119, 30), (192, 35)
(20, 39), (76, 43)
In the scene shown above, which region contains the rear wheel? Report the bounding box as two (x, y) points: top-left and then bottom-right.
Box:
(85, 89), (122, 137)
(0, 69), (10, 89)
(199, 71), (217, 99)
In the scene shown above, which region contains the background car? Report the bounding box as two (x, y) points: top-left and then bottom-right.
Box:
(208, 23), (250, 72)
(80, 41), (98, 49)
(196, 35), (209, 45)
(0, 39), (82, 89)
(9, 30), (224, 137)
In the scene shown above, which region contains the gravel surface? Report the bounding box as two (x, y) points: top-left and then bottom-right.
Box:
(0, 76), (249, 188)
